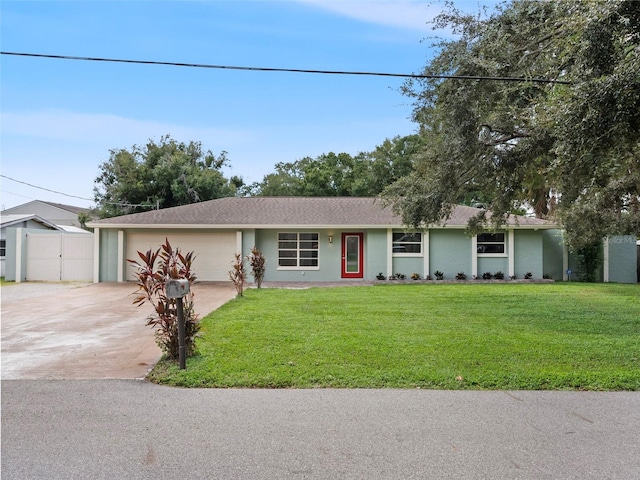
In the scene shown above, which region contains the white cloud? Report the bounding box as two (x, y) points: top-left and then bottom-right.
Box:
(298, 0), (439, 32)
(296, 0), (498, 35)
(1, 110), (253, 148)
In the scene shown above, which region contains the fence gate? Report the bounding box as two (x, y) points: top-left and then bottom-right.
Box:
(26, 233), (93, 281)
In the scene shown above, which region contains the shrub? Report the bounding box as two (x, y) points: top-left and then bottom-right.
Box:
(229, 253), (246, 297)
(376, 272), (386, 280)
(395, 273), (407, 280)
(482, 272), (493, 280)
(455, 272), (467, 280)
(411, 272), (421, 280)
(128, 238), (200, 361)
(434, 271), (444, 280)
(509, 274), (517, 280)
(543, 273), (552, 280)
(246, 247), (266, 288)
(524, 272), (533, 279)
(494, 271), (505, 280)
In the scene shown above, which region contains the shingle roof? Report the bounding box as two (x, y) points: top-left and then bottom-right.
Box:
(90, 197), (556, 229)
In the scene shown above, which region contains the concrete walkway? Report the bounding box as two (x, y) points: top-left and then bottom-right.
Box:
(1, 282), (236, 380)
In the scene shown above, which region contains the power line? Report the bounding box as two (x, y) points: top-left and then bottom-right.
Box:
(0, 174), (154, 209)
(0, 51), (572, 85)
(1, 174), (93, 201)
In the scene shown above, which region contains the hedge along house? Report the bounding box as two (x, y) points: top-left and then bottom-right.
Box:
(88, 197), (638, 284)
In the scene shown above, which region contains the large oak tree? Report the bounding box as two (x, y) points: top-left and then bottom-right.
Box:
(383, 0), (640, 251)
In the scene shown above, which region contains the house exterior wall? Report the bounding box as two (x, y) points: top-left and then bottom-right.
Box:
(258, 228), (344, 282)
(93, 225), (633, 284)
(543, 230), (564, 281)
(513, 230), (542, 279)
(366, 229), (388, 280)
(99, 228), (120, 282)
(429, 229), (472, 279)
(606, 236), (637, 284)
(477, 257), (509, 277)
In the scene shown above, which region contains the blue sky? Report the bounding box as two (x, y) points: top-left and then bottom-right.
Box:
(1, 0), (495, 210)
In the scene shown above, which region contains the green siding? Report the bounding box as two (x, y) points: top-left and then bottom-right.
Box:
(429, 230), (471, 279)
(477, 257), (508, 277)
(543, 230), (564, 281)
(608, 236), (637, 284)
(514, 230), (542, 279)
(257, 229), (340, 282)
(99, 229), (119, 282)
(366, 230), (388, 280)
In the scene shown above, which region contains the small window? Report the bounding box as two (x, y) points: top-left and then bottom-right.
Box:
(278, 233), (319, 268)
(477, 233), (505, 254)
(392, 232), (422, 254)
(0, 239), (5, 257)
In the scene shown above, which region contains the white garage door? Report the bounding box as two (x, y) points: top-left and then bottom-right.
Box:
(126, 232), (237, 281)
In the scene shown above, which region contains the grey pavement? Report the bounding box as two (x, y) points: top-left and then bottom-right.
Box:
(2, 379), (640, 480)
(1, 281), (236, 379)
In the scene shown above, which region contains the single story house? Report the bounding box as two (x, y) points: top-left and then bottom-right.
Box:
(87, 197), (637, 284)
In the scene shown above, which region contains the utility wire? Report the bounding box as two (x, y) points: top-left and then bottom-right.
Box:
(0, 174), (154, 209)
(0, 51), (572, 85)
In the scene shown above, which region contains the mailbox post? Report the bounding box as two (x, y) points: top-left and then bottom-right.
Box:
(166, 279), (190, 370)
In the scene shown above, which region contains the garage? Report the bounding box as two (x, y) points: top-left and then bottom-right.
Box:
(126, 231), (238, 281)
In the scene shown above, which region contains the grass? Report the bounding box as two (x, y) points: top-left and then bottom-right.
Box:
(148, 283), (640, 390)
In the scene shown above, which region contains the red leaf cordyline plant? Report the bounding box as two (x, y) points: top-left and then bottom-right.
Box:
(128, 238), (200, 360)
(246, 246), (266, 288)
(229, 253), (245, 297)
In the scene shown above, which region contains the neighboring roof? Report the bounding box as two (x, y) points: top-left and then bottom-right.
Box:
(0, 214), (64, 231)
(39, 201), (92, 216)
(1, 200), (92, 216)
(89, 197), (557, 229)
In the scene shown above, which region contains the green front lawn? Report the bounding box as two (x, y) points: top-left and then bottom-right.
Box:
(148, 283), (640, 390)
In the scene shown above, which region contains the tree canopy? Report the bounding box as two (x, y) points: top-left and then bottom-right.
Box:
(248, 135), (423, 197)
(382, 0), (640, 250)
(93, 136), (241, 218)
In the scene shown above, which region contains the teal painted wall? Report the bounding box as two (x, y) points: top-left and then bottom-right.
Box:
(429, 230), (471, 279)
(257, 229), (342, 282)
(392, 257), (422, 278)
(367, 230), (388, 280)
(543, 230), (564, 281)
(607, 236), (637, 284)
(255, 229), (388, 282)
(99, 229), (119, 282)
(514, 230), (542, 279)
(477, 257), (508, 277)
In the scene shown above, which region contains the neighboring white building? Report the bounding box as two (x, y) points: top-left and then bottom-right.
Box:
(1, 201), (93, 279)
(0, 214), (63, 277)
(1, 200), (92, 228)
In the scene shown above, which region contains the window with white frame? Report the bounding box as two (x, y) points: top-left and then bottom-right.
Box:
(392, 232), (422, 255)
(0, 239), (5, 258)
(278, 232), (319, 268)
(477, 232), (506, 254)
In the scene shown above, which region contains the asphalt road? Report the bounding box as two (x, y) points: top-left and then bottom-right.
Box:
(2, 379), (639, 479)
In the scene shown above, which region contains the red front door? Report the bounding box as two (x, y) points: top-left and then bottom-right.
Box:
(341, 233), (364, 278)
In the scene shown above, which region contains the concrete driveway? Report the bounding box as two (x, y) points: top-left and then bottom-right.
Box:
(1, 282), (236, 380)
